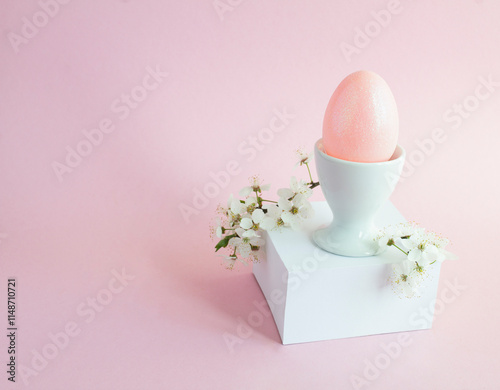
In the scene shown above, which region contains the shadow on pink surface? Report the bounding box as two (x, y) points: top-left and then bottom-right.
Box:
(171, 264), (282, 348)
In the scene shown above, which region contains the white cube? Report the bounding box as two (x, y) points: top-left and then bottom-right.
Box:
(253, 201), (441, 345)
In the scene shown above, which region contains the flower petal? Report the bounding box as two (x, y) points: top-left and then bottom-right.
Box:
(278, 197), (292, 211)
(242, 229), (258, 238)
(227, 194), (234, 209)
(229, 237), (241, 247)
(238, 243), (251, 258)
(245, 197), (258, 206)
(402, 280), (419, 298)
(399, 260), (414, 274)
(292, 193), (306, 206)
(239, 186), (253, 198)
(235, 227), (245, 238)
(298, 184), (313, 198)
(240, 218), (253, 230)
(263, 204), (281, 218)
(277, 188), (294, 199)
(230, 200), (246, 215)
(403, 234), (422, 251)
(250, 237), (265, 246)
(280, 211), (293, 223)
(260, 217), (276, 231)
(252, 208), (265, 224)
(299, 203), (314, 219)
(422, 245), (439, 261)
(407, 248), (422, 262)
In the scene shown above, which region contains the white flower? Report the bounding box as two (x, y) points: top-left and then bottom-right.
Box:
(243, 197), (259, 215)
(215, 220), (223, 238)
(230, 196), (259, 217)
(227, 193), (235, 209)
(423, 230), (448, 248)
(277, 176), (313, 200)
(226, 197), (262, 226)
(239, 176), (270, 197)
(399, 222), (422, 238)
(224, 194), (247, 226)
(294, 149), (313, 167)
(375, 225), (402, 250)
(261, 204), (285, 231)
(423, 231), (458, 261)
(279, 195), (314, 230)
(218, 254), (247, 270)
(375, 222), (422, 250)
(226, 210), (242, 227)
(229, 228), (265, 258)
(211, 219), (225, 240)
(240, 209), (265, 236)
(402, 232), (445, 267)
(392, 260), (420, 298)
(229, 199), (246, 216)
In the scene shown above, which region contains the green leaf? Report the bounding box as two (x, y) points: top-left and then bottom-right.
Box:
(215, 234), (237, 252)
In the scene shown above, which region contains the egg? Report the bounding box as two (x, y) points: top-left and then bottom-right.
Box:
(322, 70), (399, 163)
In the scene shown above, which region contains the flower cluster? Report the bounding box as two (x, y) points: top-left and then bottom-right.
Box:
(211, 148), (457, 299)
(375, 222), (457, 298)
(212, 150), (318, 270)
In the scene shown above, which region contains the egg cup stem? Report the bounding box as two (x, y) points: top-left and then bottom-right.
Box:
(313, 139), (405, 257)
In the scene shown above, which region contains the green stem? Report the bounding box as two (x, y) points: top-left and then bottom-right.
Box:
(305, 162), (314, 184)
(261, 199), (278, 203)
(304, 163), (321, 189)
(255, 190), (262, 208)
(392, 243), (409, 256)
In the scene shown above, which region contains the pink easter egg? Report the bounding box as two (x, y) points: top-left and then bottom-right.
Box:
(322, 71), (399, 163)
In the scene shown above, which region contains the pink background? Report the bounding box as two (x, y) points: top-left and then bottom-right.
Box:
(1, 0), (500, 389)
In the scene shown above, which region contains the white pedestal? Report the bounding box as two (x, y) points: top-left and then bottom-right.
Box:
(253, 201), (441, 345)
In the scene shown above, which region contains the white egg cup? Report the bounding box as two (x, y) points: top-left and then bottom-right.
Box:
(313, 139), (406, 257)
